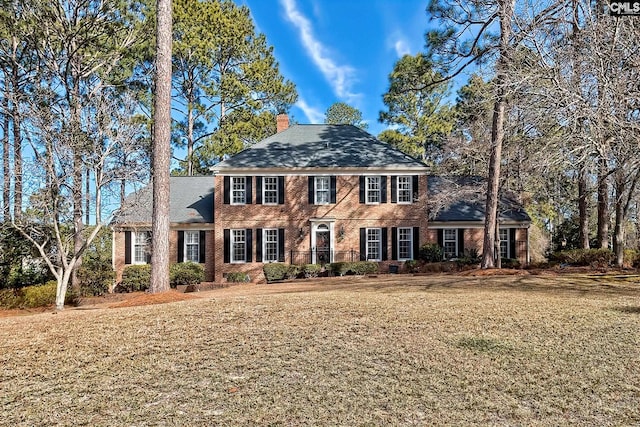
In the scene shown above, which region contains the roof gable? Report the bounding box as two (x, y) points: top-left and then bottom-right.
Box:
(214, 124), (427, 170)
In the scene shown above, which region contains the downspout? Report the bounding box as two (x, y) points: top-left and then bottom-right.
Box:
(111, 227), (116, 293)
(526, 224), (531, 265)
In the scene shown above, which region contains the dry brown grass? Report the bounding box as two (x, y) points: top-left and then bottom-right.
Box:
(1, 274), (640, 426)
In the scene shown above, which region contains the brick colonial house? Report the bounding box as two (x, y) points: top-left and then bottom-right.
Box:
(112, 116), (530, 283)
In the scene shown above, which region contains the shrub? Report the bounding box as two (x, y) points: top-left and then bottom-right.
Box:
(551, 248), (613, 268)
(501, 258), (521, 269)
(170, 262), (204, 287)
(0, 281), (78, 309)
(404, 259), (420, 273)
(286, 265), (301, 280)
(77, 264), (114, 296)
(7, 265), (51, 289)
(119, 265), (151, 293)
(329, 261), (378, 276)
(623, 249), (640, 268)
(329, 262), (350, 276)
(226, 272), (250, 283)
(263, 263), (290, 283)
(419, 243), (443, 263)
(302, 264), (322, 278)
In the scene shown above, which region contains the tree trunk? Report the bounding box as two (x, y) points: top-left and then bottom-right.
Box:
(481, 0), (514, 269)
(613, 179), (624, 268)
(578, 164), (590, 249)
(149, 0), (173, 293)
(11, 45), (21, 220)
(596, 156), (609, 249)
(71, 79), (84, 292)
(85, 168), (91, 225)
(2, 78), (9, 221)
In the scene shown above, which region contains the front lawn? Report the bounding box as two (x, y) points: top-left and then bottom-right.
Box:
(1, 274), (639, 425)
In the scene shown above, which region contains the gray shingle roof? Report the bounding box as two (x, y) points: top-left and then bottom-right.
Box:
(428, 176), (530, 223)
(214, 124), (427, 170)
(112, 176), (214, 224)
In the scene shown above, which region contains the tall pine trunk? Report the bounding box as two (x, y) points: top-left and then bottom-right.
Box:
(11, 41), (21, 220)
(481, 0), (514, 269)
(578, 165), (590, 249)
(596, 156), (609, 249)
(149, 0), (173, 293)
(2, 77), (9, 221)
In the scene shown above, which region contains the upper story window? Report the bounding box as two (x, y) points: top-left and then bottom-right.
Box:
(184, 231), (200, 263)
(366, 176), (381, 204)
(397, 176), (412, 204)
(133, 231), (151, 264)
(315, 177), (330, 204)
(443, 229), (458, 259)
(232, 177), (246, 205)
(263, 177), (278, 205)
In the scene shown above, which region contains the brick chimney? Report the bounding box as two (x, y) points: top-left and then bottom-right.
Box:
(276, 113), (289, 133)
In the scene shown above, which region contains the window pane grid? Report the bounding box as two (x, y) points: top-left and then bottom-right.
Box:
(443, 229), (457, 259)
(367, 228), (381, 261)
(134, 232), (150, 264)
(232, 177), (246, 204)
(232, 229), (245, 262)
(315, 177), (329, 204)
(398, 227), (412, 260)
(398, 176), (412, 203)
(263, 177), (278, 204)
(499, 229), (508, 259)
(264, 229), (278, 262)
(185, 231), (200, 262)
(366, 177), (380, 204)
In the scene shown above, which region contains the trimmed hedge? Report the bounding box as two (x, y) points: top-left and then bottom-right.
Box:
(329, 261), (378, 276)
(118, 265), (151, 293)
(419, 243), (443, 262)
(302, 264), (322, 278)
(170, 262), (204, 287)
(0, 280), (78, 309)
(263, 263), (290, 283)
(77, 264), (114, 296)
(551, 248), (613, 267)
(226, 272), (250, 283)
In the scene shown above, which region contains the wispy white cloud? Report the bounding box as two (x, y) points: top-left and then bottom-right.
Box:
(280, 0), (358, 102)
(296, 97), (324, 124)
(393, 38), (411, 57)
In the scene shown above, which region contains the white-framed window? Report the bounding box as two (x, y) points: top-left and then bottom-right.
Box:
(499, 228), (509, 259)
(397, 176), (412, 204)
(366, 176), (381, 204)
(443, 229), (458, 259)
(263, 229), (279, 262)
(398, 227), (413, 260)
(315, 176), (330, 205)
(367, 228), (382, 261)
(231, 229), (246, 263)
(263, 177), (278, 205)
(231, 177), (246, 205)
(133, 231), (151, 264)
(184, 231), (200, 262)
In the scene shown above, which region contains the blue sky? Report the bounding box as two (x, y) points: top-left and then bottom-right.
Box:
(237, 0), (431, 136)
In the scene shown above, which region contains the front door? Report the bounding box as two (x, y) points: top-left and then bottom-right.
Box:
(316, 230), (330, 264)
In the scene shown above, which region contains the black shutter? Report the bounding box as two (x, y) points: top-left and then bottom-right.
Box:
(224, 229), (230, 263)
(256, 176), (263, 205)
(360, 228), (366, 260)
(437, 229), (444, 248)
(413, 227), (420, 260)
(246, 229), (253, 262)
(510, 228), (517, 259)
(256, 228), (263, 262)
(278, 176), (285, 204)
(330, 176), (337, 204)
(381, 176), (387, 203)
(308, 177), (314, 204)
(177, 231), (184, 263)
(412, 175), (419, 201)
(124, 231), (131, 264)
(458, 228), (465, 257)
(391, 176), (397, 203)
(199, 231), (206, 263)
(391, 227), (398, 260)
(381, 228), (388, 261)
(223, 176), (230, 204)
(359, 176), (365, 203)
(145, 233), (151, 263)
(245, 176), (252, 204)
(278, 228), (285, 262)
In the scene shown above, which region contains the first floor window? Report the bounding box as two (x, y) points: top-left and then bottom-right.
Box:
(134, 231), (151, 264)
(499, 228), (509, 259)
(367, 228), (381, 261)
(232, 177), (246, 204)
(263, 177), (278, 205)
(315, 176), (330, 204)
(184, 231), (200, 262)
(443, 229), (458, 259)
(397, 176), (412, 204)
(263, 229), (278, 262)
(366, 176), (381, 204)
(232, 229), (246, 263)
(398, 227), (413, 260)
